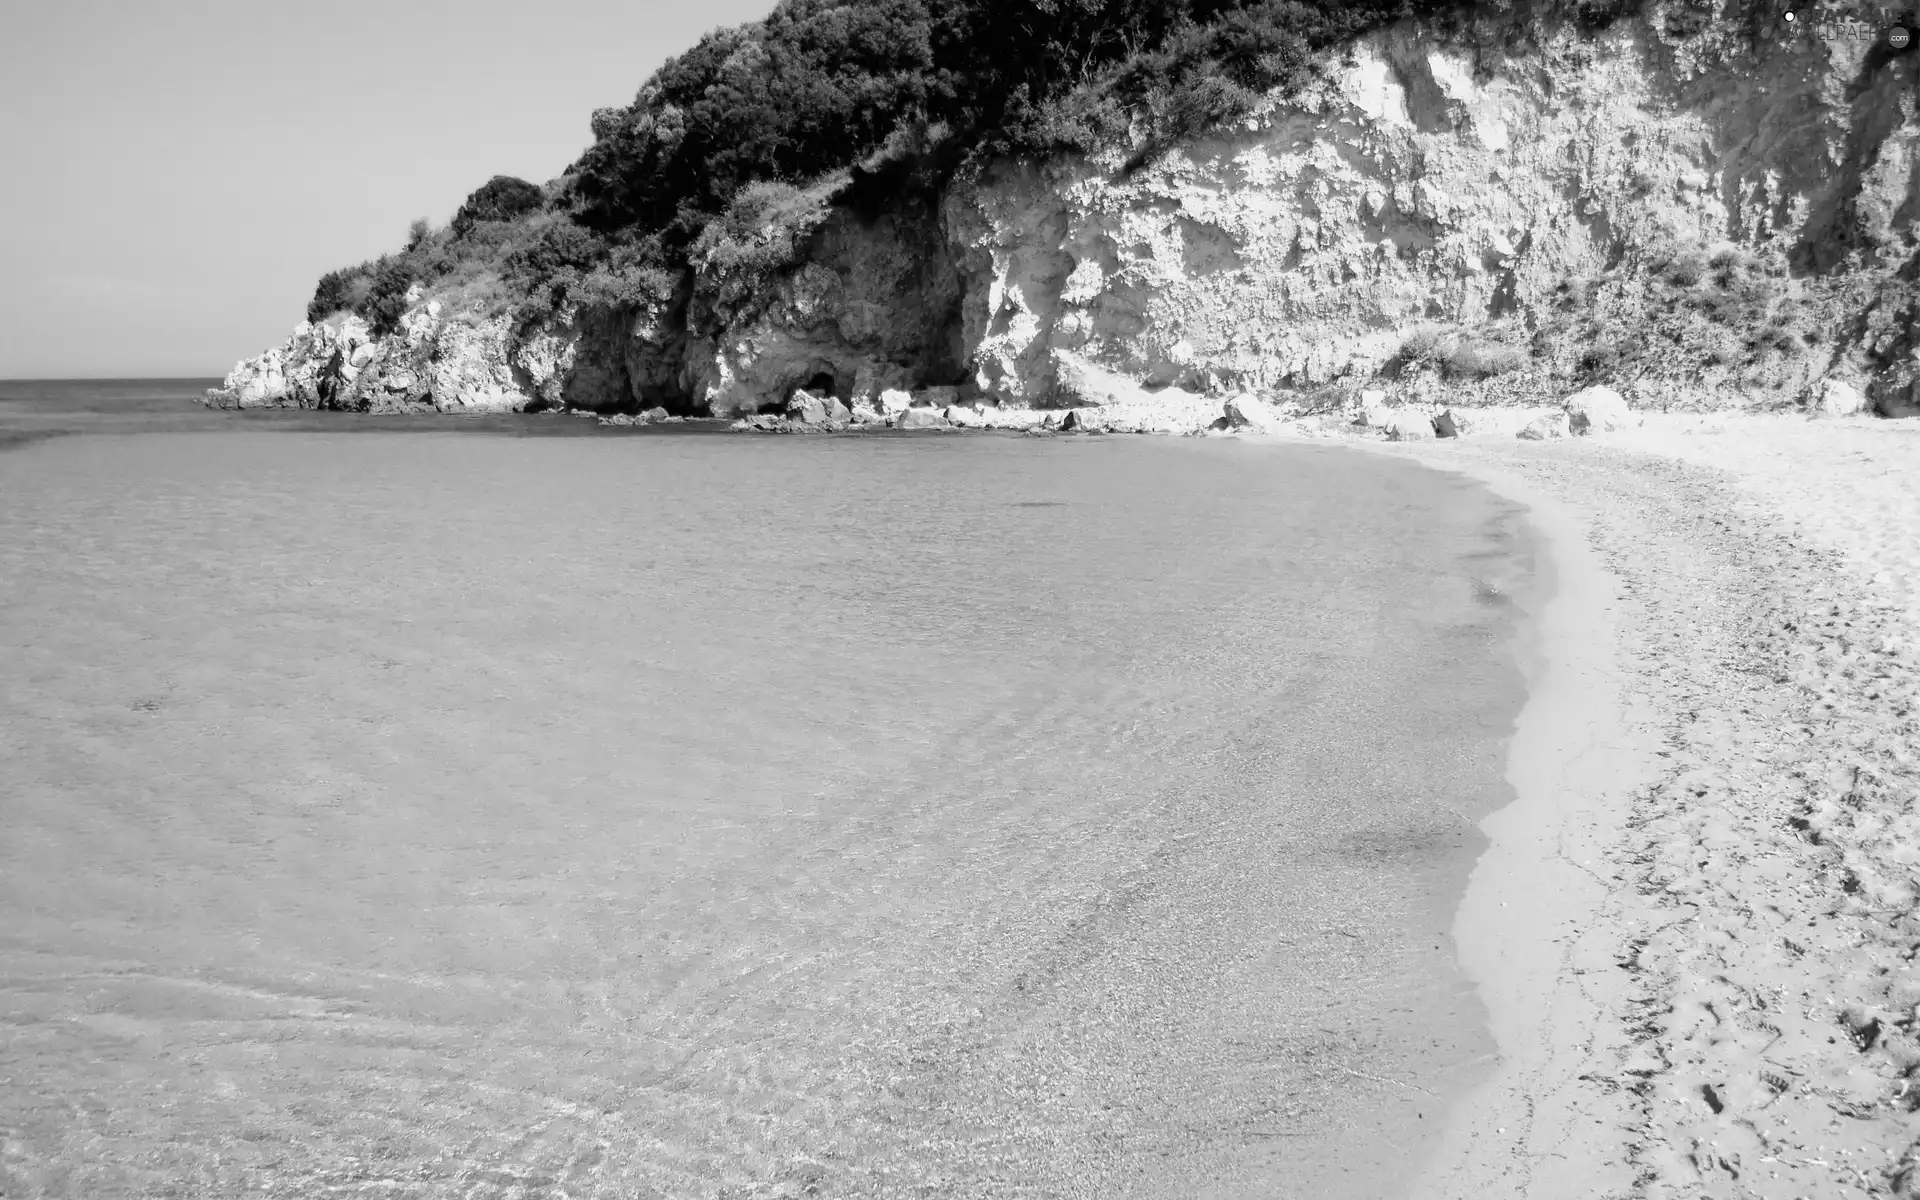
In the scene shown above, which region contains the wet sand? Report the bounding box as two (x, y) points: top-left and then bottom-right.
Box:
(1340, 414), (1920, 1197)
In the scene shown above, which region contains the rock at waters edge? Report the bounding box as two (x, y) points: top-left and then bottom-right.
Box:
(1225, 393), (1288, 431)
(1384, 412), (1437, 441)
(895, 407), (949, 430)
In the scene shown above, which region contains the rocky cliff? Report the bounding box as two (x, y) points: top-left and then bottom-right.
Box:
(208, 1), (1920, 424)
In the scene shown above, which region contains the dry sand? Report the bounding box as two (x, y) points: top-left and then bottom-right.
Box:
(1314, 413), (1920, 1197)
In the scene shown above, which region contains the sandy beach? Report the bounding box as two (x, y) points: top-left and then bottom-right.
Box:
(1333, 413), (1920, 1197)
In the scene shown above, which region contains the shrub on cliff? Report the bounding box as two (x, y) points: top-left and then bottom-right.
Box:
(1397, 325), (1530, 380)
(688, 173), (852, 324)
(307, 0), (1527, 333)
(308, 266), (371, 324)
(451, 176), (546, 237)
(1541, 237), (1827, 392)
(565, 0), (1465, 242)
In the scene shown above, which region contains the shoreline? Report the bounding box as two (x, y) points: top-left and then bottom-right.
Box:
(1364, 448), (1660, 1198)
(1335, 414), (1920, 1195)
(8, 392), (1920, 1191)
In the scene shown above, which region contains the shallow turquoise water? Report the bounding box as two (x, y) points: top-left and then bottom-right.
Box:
(0, 419), (1535, 1198)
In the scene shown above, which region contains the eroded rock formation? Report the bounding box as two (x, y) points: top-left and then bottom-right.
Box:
(209, 4), (1920, 422)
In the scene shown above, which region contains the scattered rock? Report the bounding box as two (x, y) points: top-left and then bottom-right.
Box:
(944, 405), (986, 428)
(822, 396), (852, 429)
(1384, 412), (1437, 441)
(849, 400), (887, 426)
(1517, 412), (1570, 440)
(978, 406), (1050, 430)
(1059, 408), (1109, 433)
(786, 390), (829, 425)
(598, 408), (670, 426)
(1353, 403), (1394, 429)
(1813, 377), (1868, 418)
(1564, 385), (1635, 434)
(895, 407), (949, 430)
(1224, 393), (1288, 431)
(1872, 377), (1920, 419)
(851, 360), (915, 405)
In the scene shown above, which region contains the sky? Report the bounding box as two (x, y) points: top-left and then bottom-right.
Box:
(0, 0), (775, 379)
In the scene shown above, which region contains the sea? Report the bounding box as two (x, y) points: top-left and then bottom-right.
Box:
(0, 379), (1539, 1199)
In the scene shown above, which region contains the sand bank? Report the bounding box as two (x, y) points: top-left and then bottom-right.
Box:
(1327, 414), (1920, 1196)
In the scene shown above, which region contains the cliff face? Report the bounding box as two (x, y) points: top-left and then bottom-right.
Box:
(208, 4), (1920, 420)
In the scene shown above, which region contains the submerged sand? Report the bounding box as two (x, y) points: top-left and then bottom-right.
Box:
(0, 429), (1532, 1199)
(1333, 414), (1920, 1198)
(7, 388), (1918, 1195)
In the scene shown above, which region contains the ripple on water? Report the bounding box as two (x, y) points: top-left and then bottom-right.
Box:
(0, 428), (1536, 1199)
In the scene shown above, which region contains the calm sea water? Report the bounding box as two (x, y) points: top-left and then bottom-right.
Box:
(0, 380), (1536, 1199)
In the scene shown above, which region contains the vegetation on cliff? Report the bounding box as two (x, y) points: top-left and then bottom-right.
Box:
(304, 0), (1487, 335)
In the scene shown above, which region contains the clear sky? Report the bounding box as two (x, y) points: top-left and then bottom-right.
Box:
(0, 0), (775, 379)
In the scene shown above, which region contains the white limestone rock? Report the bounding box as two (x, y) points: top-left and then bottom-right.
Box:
(1517, 412), (1571, 440)
(1384, 412), (1437, 441)
(1813, 377), (1868, 418)
(1224, 393), (1289, 431)
(895, 407), (949, 430)
(1564, 385), (1634, 435)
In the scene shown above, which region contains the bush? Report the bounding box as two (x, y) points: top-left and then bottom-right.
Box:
(1447, 339), (1528, 378)
(1572, 0), (1643, 33)
(1663, 0), (1714, 38)
(362, 256), (419, 336)
(451, 176), (546, 237)
(568, 0), (1469, 242)
(309, 0), (1530, 336)
(308, 266), (370, 323)
(1396, 324), (1529, 379)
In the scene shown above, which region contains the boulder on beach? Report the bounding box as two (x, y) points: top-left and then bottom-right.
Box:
(895, 407), (948, 430)
(1433, 410), (1459, 438)
(1564, 385), (1633, 434)
(1517, 412), (1569, 440)
(1059, 408), (1108, 433)
(1867, 375), (1920, 418)
(598, 406), (673, 427)
(1384, 412), (1436, 441)
(1353, 401), (1393, 429)
(1224, 393), (1287, 431)
(878, 388), (914, 416)
(944, 404), (986, 428)
(786, 390), (829, 425)
(1813, 377), (1868, 418)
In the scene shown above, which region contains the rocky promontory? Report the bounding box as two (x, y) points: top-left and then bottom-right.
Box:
(210, 2), (1920, 430)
